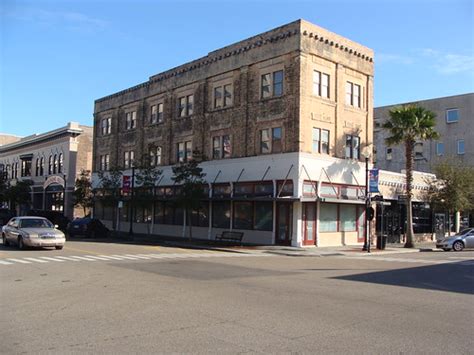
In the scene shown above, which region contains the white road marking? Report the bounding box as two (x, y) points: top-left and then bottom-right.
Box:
(39, 257), (65, 262)
(0, 260), (13, 265)
(69, 256), (97, 261)
(97, 255), (126, 260)
(84, 255), (114, 261)
(448, 257), (474, 260)
(110, 255), (141, 260)
(7, 258), (31, 264)
(23, 257), (49, 263)
(124, 254), (151, 260)
(55, 256), (81, 261)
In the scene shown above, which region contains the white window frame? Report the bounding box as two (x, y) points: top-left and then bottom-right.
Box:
(457, 139), (465, 155)
(313, 71), (330, 98)
(436, 142), (444, 156)
(126, 111), (136, 130)
(446, 109), (459, 123)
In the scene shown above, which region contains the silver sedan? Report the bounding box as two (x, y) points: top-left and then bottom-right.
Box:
(2, 216), (66, 250)
(436, 228), (474, 251)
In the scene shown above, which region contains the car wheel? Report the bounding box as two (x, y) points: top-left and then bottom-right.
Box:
(55, 245), (63, 250)
(443, 248), (450, 252)
(2, 233), (9, 247)
(18, 237), (25, 250)
(453, 241), (464, 252)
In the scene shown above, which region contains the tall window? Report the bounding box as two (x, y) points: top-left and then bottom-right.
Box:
(149, 146), (162, 166)
(260, 127), (282, 154)
(151, 103), (164, 124)
(446, 109), (459, 123)
(313, 71), (330, 98)
(261, 70), (283, 99)
(124, 150), (135, 168)
(35, 158), (40, 176)
(312, 128), (330, 154)
(101, 118), (112, 135)
(125, 111), (136, 130)
(58, 153), (63, 173)
(178, 95), (194, 117)
(345, 135), (360, 159)
(20, 159), (31, 177)
(345, 81), (361, 108)
(214, 84), (233, 108)
(212, 135), (231, 159)
(319, 203), (338, 232)
(53, 154), (58, 174)
(48, 155), (53, 175)
(39, 157), (44, 176)
(436, 142), (444, 156)
(100, 154), (110, 171)
(177, 141), (192, 162)
(457, 140), (465, 155)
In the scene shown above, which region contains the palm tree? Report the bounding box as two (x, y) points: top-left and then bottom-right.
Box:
(382, 104), (439, 248)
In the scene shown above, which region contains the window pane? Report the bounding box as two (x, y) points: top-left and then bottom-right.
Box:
(436, 142), (444, 156)
(254, 202), (273, 231)
(457, 140), (465, 154)
(272, 127), (282, 153)
(222, 135), (231, 158)
(345, 82), (352, 105)
(187, 95), (194, 115)
(321, 74), (329, 98)
(212, 201), (230, 228)
(319, 203), (337, 232)
(214, 87), (223, 108)
(340, 205), (356, 231)
(312, 128), (320, 153)
(185, 141), (192, 161)
(156, 146), (162, 165)
(313, 71), (321, 95)
(345, 135), (352, 158)
(260, 129), (270, 153)
(446, 109), (459, 123)
(254, 182), (273, 196)
(261, 74), (271, 98)
(320, 185), (338, 197)
(273, 70), (283, 85)
(352, 136), (360, 159)
(353, 84), (360, 107)
(224, 84), (232, 106)
(234, 183), (253, 196)
(321, 130), (329, 154)
(212, 136), (221, 159)
(178, 142), (185, 162)
(340, 187), (358, 200)
(151, 105), (157, 123)
(179, 97), (186, 117)
(233, 202), (253, 230)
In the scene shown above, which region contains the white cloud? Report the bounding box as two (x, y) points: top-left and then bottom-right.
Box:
(418, 48), (474, 75)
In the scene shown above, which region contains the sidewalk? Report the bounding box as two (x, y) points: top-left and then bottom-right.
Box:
(68, 232), (440, 257)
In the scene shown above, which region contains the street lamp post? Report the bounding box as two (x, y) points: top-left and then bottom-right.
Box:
(361, 146), (372, 253)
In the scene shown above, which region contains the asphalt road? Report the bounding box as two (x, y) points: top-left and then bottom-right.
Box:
(1, 240), (473, 354)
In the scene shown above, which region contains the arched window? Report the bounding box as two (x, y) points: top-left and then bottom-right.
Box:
(58, 153), (63, 173)
(14, 162), (18, 178)
(40, 157), (44, 176)
(53, 154), (58, 174)
(48, 155), (53, 175)
(35, 158), (40, 176)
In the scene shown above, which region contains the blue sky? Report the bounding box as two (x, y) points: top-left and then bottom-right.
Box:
(1, 0), (473, 136)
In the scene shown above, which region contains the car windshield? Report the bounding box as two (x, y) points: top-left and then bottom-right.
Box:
(457, 229), (473, 236)
(20, 219), (54, 229)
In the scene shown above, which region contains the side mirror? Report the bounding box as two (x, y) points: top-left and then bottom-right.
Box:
(54, 224), (59, 229)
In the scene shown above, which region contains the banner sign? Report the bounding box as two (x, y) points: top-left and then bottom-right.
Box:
(369, 168), (379, 193)
(122, 176), (131, 194)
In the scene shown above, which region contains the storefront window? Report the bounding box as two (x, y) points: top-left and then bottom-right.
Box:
(319, 203), (337, 232)
(191, 202), (209, 227)
(254, 202), (273, 231)
(212, 201), (230, 228)
(320, 184), (338, 197)
(340, 205), (356, 231)
(233, 201), (253, 230)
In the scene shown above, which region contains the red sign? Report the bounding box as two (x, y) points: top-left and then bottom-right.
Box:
(122, 176), (131, 193)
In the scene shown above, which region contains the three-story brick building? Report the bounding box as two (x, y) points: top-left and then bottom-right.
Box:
(92, 19), (374, 247)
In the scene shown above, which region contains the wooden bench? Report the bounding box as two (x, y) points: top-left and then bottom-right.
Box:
(215, 231), (244, 245)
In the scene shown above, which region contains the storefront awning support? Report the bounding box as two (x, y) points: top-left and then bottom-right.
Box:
(277, 164), (293, 198)
(318, 167), (338, 198)
(302, 164), (317, 196)
(261, 166), (271, 181)
(212, 170), (221, 184)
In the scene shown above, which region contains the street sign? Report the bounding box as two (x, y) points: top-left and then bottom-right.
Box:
(369, 168), (379, 193)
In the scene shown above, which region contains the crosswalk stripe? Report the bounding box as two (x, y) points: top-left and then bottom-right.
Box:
(24, 257), (49, 263)
(111, 255), (140, 260)
(7, 258), (31, 264)
(39, 257), (65, 262)
(0, 260), (13, 265)
(55, 256), (81, 261)
(84, 255), (114, 261)
(69, 256), (97, 261)
(124, 254), (151, 260)
(97, 255), (126, 260)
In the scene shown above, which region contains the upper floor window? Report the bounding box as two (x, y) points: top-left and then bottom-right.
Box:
(39, 157), (44, 176)
(386, 147), (393, 160)
(177, 141), (192, 163)
(214, 84), (233, 108)
(261, 70), (283, 99)
(149, 146), (162, 166)
(58, 153), (63, 173)
(124, 150), (135, 169)
(436, 142), (444, 156)
(345, 135), (360, 159)
(414, 142), (424, 159)
(446, 109), (459, 123)
(48, 155), (53, 175)
(212, 135), (232, 159)
(99, 154), (110, 171)
(313, 71), (329, 98)
(312, 128), (330, 154)
(35, 158), (40, 176)
(260, 127), (282, 154)
(20, 159), (31, 177)
(101, 118), (112, 135)
(53, 154), (58, 174)
(345, 81), (361, 108)
(151, 103), (164, 124)
(125, 111), (137, 130)
(457, 140), (465, 155)
(178, 95), (194, 117)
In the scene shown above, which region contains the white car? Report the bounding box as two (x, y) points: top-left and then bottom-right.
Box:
(2, 216), (66, 250)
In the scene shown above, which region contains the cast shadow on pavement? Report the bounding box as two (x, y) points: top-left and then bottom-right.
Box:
(331, 261), (474, 295)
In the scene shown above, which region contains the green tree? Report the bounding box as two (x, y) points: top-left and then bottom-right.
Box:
(0, 171), (9, 206)
(6, 180), (33, 213)
(73, 170), (94, 216)
(172, 159), (206, 241)
(134, 156), (162, 235)
(97, 167), (122, 232)
(382, 104), (439, 248)
(428, 161), (474, 234)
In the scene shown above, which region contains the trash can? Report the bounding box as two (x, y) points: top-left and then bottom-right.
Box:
(376, 235), (387, 250)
